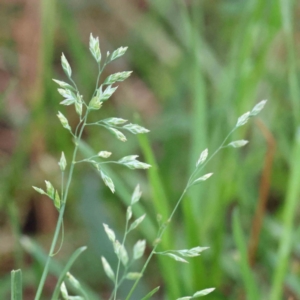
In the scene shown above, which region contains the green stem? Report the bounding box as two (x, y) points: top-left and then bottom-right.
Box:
(111, 218), (130, 300)
(34, 111), (89, 300)
(125, 188), (187, 300)
(125, 127), (236, 300)
(94, 60), (108, 96)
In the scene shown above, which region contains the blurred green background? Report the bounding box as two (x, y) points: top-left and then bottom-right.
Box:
(1, 0), (300, 299)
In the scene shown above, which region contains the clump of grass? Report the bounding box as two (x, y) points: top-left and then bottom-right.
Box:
(10, 34), (267, 300)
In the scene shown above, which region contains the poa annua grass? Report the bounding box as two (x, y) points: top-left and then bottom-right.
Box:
(10, 34), (267, 300)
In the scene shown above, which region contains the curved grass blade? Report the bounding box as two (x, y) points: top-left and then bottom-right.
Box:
(140, 286), (160, 300)
(21, 237), (98, 299)
(51, 246), (87, 300)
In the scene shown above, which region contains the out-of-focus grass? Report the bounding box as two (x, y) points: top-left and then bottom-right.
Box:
(1, 0), (300, 299)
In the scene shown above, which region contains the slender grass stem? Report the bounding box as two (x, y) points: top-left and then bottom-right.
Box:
(34, 111), (89, 300)
(111, 218), (130, 300)
(125, 127), (236, 300)
(61, 171), (64, 201)
(69, 77), (79, 92)
(94, 60), (108, 96)
(74, 155), (100, 163)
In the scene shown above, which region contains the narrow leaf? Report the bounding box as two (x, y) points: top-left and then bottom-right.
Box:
(141, 286), (160, 300)
(233, 209), (259, 299)
(51, 246), (87, 299)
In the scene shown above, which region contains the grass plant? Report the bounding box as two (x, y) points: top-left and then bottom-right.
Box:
(3, 1), (299, 299)
(9, 34), (267, 300)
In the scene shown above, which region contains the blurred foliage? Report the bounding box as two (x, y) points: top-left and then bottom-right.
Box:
(0, 0), (300, 299)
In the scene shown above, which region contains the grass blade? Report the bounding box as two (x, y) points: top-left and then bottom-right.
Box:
(11, 270), (22, 300)
(21, 237), (98, 299)
(270, 130), (300, 300)
(232, 209), (258, 300)
(137, 118), (181, 298)
(51, 246), (87, 300)
(140, 286), (160, 300)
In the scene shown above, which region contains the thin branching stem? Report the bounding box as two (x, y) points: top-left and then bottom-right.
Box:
(125, 127), (237, 300)
(34, 111), (90, 300)
(35, 55), (110, 299)
(187, 128), (236, 187)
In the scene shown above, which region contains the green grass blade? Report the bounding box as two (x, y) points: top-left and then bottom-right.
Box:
(21, 237), (99, 300)
(140, 286), (160, 300)
(137, 120), (181, 298)
(136, 117), (171, 220)
(11, 269), (22, 300)
(270, 131), (300, 300)
(278, 0), (300, 125)
(177, 0), (208, 291)
(232, 209), (259, 300)
(51, 246), (87, 300)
